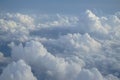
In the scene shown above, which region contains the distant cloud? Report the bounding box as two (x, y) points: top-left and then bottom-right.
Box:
(44, 33), (101, 55)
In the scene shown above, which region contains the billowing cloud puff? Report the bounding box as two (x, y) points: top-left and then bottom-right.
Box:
(0, 52), (5, 62)
(0, 60), (37, 80)
(80, 10), (108, 34)
(76, 68), (104, 80)
(43, 33), (101, 55)
(9, 40), (120, 80)
(77, 68), (119, 80)
(0, 52), (12, 75)
(0, 13), (35, 41)
(105, 74), (120, 80)
(10, 40), (85, 80)
(36, 14), (79, 28)
(14, 13), (34, 26)
(0, 52), (11, 64)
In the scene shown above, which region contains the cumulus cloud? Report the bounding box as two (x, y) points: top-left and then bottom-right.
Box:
(0, 10), (120, 41)
(0, 52), (11, 63)
(14, 13), (34, 26)
(105, 74), (119, 80)
(80, 10), (108, 34)
(10, 40), (85, 80)
(76, 68), (104, 80)
(36, 14), (79, 28)
(0, 13), (35, 42)
(0, 52), (12, 75)
(0, 10), (120, 80)
(0, 52), (5, 62)
(9, 40), (120, 80)
(0, 60), (37, 80)
(43, 33), (101, 55)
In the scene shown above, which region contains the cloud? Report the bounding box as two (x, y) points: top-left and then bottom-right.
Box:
(43, 33), (101, 55)
(0, 13), (35, 42)
(36, 14), (79, 28)
(0, 52), (11, 63)
(0, 52), (5, 61)
(76, 68), (104, 80)
(0, 52), (12, 75)
(105, 74), (119, 80)
(0, 10), (120, 41)
(0, 60), (37, 80)
(14, 13), (34, 26)
(10, 40), (85, 80)
(9, 40), (120, 80)
(81, 10), (108, 34)
(0, 10), (120, 80)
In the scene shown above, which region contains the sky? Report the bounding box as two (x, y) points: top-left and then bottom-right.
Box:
(0, 0), (120, 14)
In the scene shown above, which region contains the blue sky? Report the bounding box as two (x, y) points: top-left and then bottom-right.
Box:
(0, 0), (120, 14)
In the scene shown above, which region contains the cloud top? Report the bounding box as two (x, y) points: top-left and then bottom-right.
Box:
(0, 10), (120, 80)
(0, 60), (37, 80)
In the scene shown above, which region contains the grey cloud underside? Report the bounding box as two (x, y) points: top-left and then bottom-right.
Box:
(0, 10), (120, 80)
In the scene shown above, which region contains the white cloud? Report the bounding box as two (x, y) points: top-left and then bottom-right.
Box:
(76, 68), (104, 80)
(9, 40), (120, 80)
(0, 13), (35, 42)
(15, 13), (34, 26)
(10, 40), (85, 80)
(0, 52), (5, 61)
(0, 60), (37, 80)
(0, 10), (120, 41)
(0, 52), (11, 74)
(0, 10), (120, 80)
(84, 10), (108, 34)
(105, 74), (119, 80)
(36, 14), (79, 29)
(0, 52), (11, 63)
(44, 33), (101, 55)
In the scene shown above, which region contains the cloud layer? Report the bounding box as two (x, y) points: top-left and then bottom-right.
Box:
(0, 10), (120, 80)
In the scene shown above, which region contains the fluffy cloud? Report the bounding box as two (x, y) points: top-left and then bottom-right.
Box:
(0, 13), (35, 42)
(10, 40), (85, 80)
(80, 10), (108, 34)
(76, 68), (104, 80)
(14, 13), (34, 26)
(0, 10), (120, 41)
(9, 40), (120, 80)
(0, 60), (37, 80)
(0, 10), (120, 80)
(0, 52), (12, 75)
(36, 14), (79, 28)
(0, 52), (5, 62)
(43, 33), (101, 55)
(0, 52), (11, 63)
(105, 74), (119, 80)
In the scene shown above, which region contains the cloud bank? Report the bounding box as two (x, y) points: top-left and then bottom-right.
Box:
(0, 10), (120, 80)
